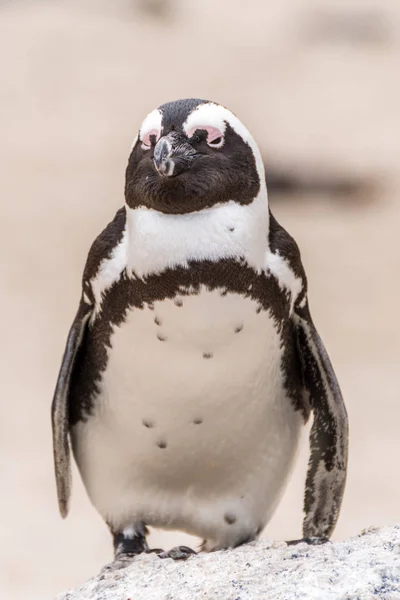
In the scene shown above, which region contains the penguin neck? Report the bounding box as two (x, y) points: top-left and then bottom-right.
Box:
(125, 191), (270, 279)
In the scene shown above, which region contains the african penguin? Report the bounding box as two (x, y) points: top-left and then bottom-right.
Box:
(52, 98), (348, 564)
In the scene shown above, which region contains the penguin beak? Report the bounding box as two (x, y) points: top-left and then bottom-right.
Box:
(153, 132), (198, 177)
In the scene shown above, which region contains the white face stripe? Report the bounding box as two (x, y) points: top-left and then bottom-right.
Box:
(183, 103), (267, 199)
(138, 108), (163, 143)
(184, 108), (227, 137)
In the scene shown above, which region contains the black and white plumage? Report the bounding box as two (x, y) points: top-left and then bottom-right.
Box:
(52, 98), (348, 561)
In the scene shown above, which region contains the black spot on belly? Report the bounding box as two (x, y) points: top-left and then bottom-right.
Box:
(154, 316), (162, 326)
(174, 298), (183, 307)
(193, 418), (203, 425)
(142, 419), (155, 428)
(157, 333), (167, 342)
(224, 513), (237, 525)
(203, 352), (213, 359)
(234, 324), (243, 333)
(157, 440), (167, 449)
(228, 227), (235, 232)
(70, 257), (309, 426)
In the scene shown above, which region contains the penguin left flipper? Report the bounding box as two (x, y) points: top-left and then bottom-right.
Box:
(268, 211), (348, 540)
(51, 300), (92, 518)
(294, 300), (349, 540)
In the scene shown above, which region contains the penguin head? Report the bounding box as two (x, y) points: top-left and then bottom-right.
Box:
(125, 99), (265, 214)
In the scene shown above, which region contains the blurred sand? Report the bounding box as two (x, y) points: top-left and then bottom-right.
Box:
(0, 1), (399, 599)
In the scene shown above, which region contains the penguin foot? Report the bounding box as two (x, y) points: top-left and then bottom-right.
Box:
(286, 536), (330, 546)
(107, 524), (149, 570)
(158, 545), (197, 560)
(102, 553), (142, 572)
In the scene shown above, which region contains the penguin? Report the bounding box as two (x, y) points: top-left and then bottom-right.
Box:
(51, 98), (348, 565)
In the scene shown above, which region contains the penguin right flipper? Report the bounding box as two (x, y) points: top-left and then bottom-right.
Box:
(51, 300), (92, 518)
(51, 207), (127, 518)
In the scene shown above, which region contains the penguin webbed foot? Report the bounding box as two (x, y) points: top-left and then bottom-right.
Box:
(158, 545), (197, 560)
(102, 553), (141, 572)
(286, 536), (330, 546)
(106, 525), (150, 570)
(109, 525), (196, 569)
(102, 548), (168, 572)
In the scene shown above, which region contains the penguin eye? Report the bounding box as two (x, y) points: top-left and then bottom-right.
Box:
(187, 126), (224, 149)
(208, 136), (222, 147)
(141, 129), (160, 150)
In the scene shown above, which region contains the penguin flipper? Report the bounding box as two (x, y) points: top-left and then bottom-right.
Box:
(294, 302), (349, 539)
(51, 301), (92, 518)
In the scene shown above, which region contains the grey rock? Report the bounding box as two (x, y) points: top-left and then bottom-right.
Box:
(57, 525), (400, 600)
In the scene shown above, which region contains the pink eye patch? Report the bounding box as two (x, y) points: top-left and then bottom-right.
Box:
(141, 129), (160, 149)
(187, 125), (224, 145)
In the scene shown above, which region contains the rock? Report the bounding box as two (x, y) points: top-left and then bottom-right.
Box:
(57, 525), (400, 600)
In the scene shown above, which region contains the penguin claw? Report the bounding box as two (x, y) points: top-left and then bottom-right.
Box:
(158, 545), (197, 560)
(286, 536), (330, 546)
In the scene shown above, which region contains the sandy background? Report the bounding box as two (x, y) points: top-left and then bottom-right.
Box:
(0, 1), (399, 599)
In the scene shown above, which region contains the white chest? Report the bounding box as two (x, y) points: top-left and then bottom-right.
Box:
(72, 287), (303, 546)
(99, 287), (283, 434)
